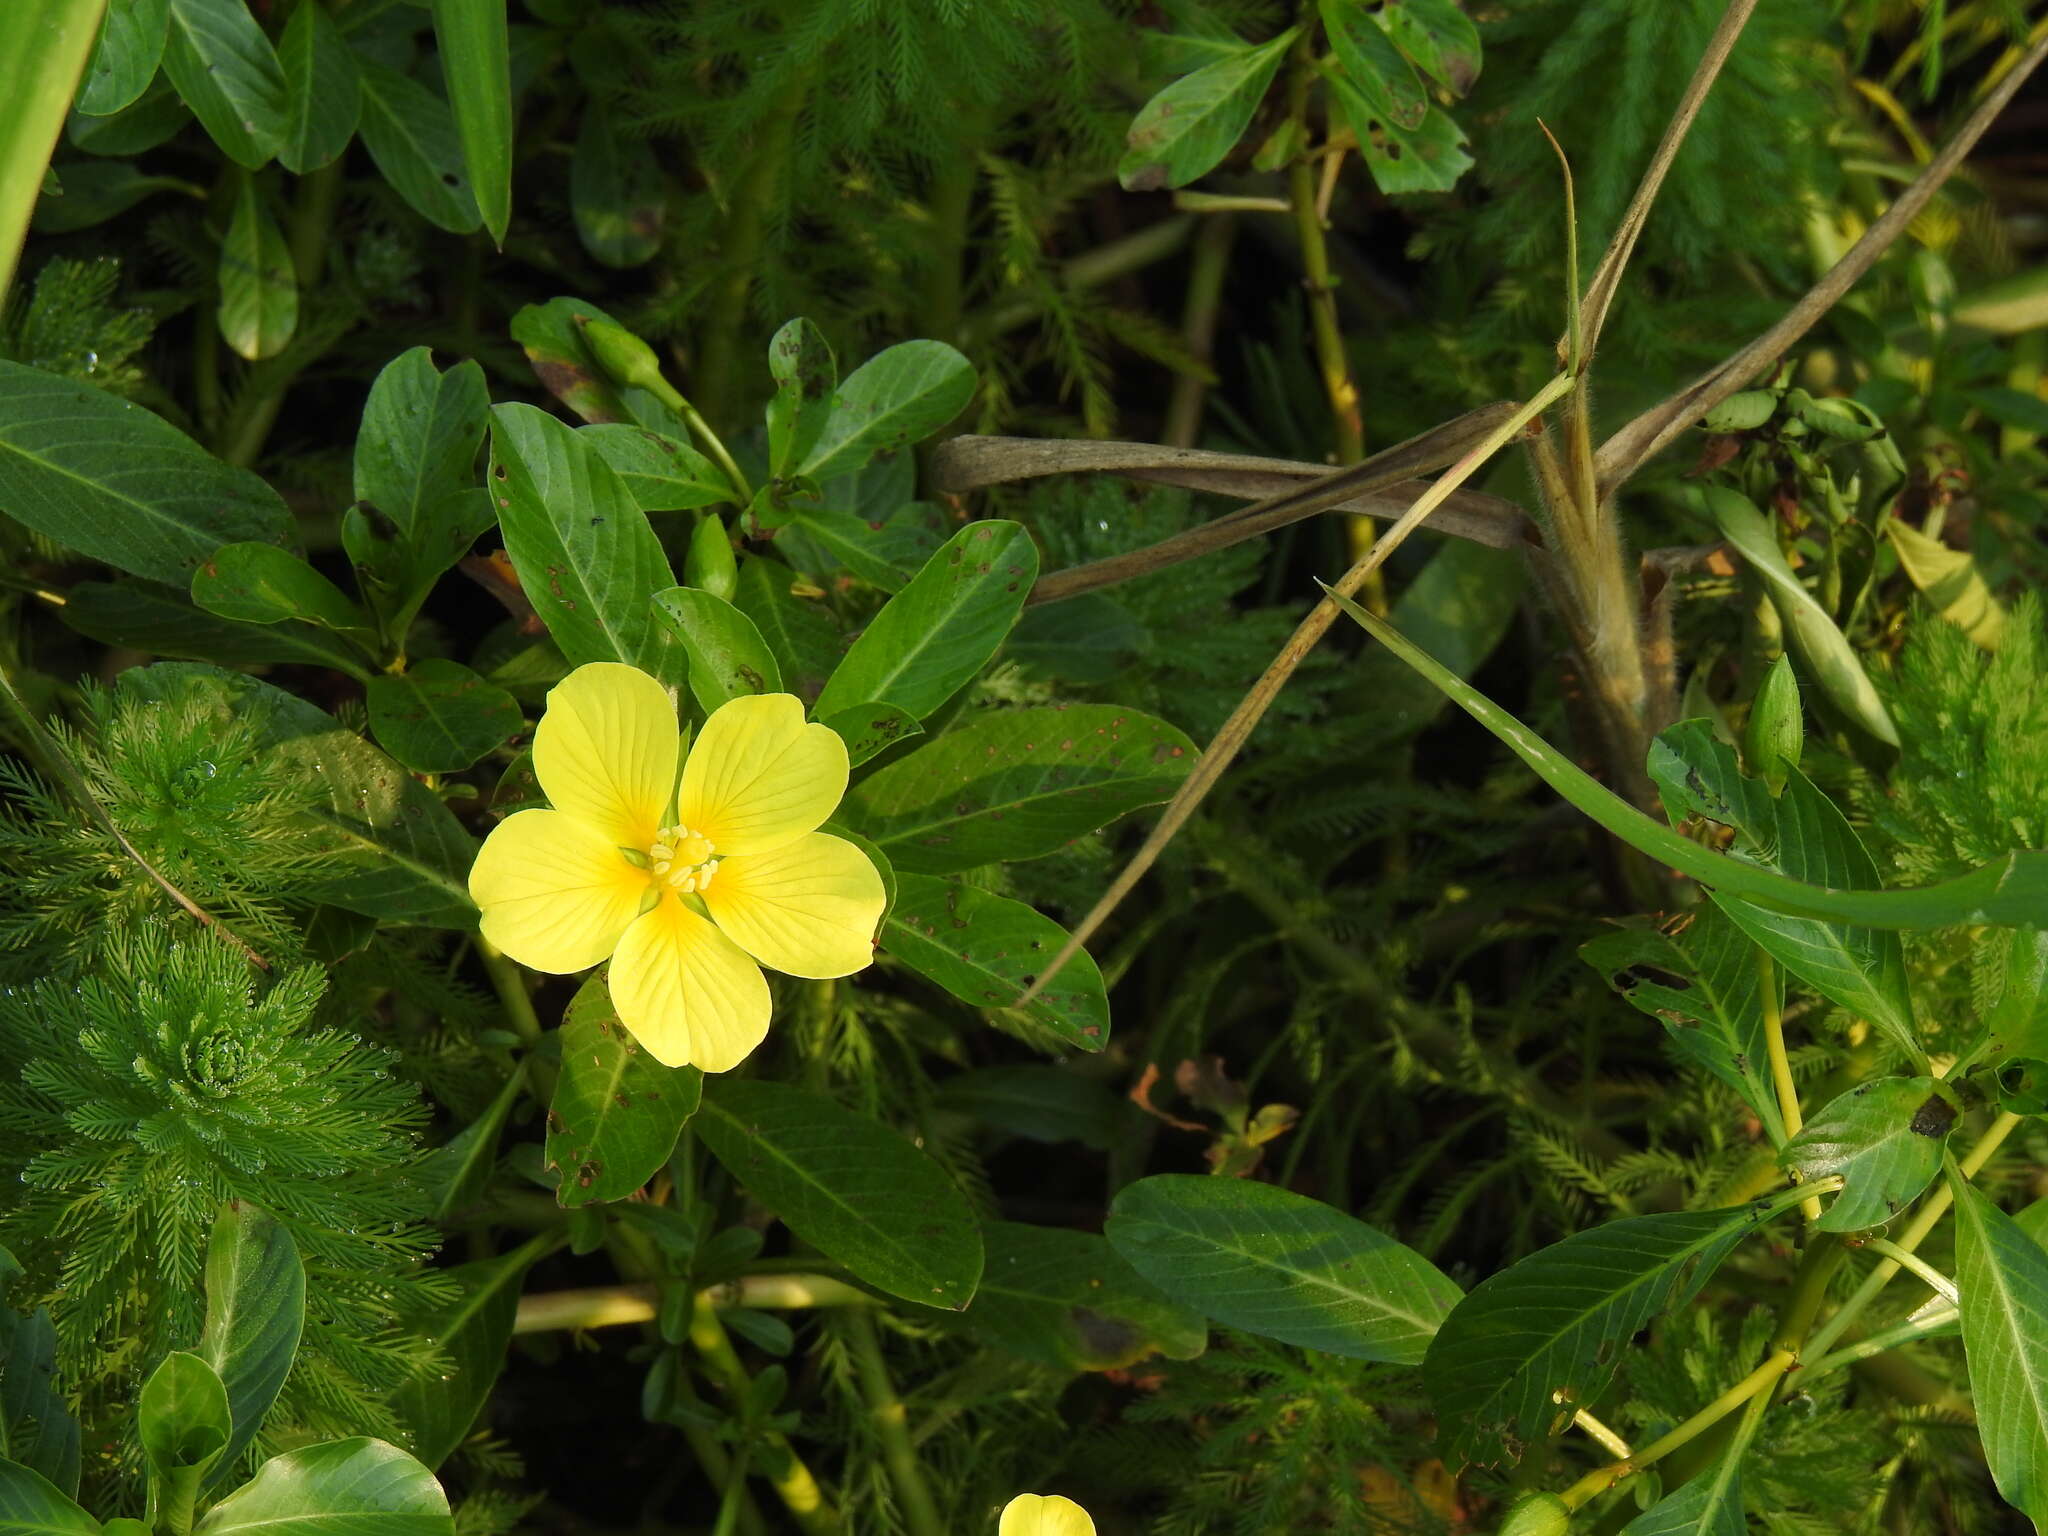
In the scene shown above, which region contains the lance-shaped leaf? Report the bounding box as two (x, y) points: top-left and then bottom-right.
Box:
(1376, 0), (1481, 93)
(884, 873), (1108, 1051)
(78, 0), (169, 117)
(820, 703), (921, 768)
(276, 0), (359, 174)
(1107, 1175), (1459, 1364)
(162, 0), (286, 169)
(696, 1078), (982, 1309)
(1952, 1176), (2048, 1527)
(193, 1437), (452, 1536)
(1648, 722), (1920, 1064)
(1887, 517), (2005, 651)
(387, 1249), (539, 1471)
(1423, 1189), (1808, 1468)
(1780, 1077), (1957, 1231)
(569, 100), (662, 268)
(812, 521), (1037, 722)
(1325, 586), (2048, 931)
(196, 1205), (304, 1482)
(731, 557), (842, 705)
(355, 58), (480, 235)
(950, 1222), (1206, 1372)
(652, 586), (781, 716)
(0, 360), (292, 586)
(64, 582), (369, 676)
(0, 1249), (79, 1495)
(1581, 906), (1785, 1145)
(582, 425), (729, 511)
(0, 1459), (97, 1536)
(1322, 62), (1473, 196)
(217, 174), (296, 360)
(547, 976), (701, 1207)
(139, 1353), (231, 1527)
(1689, 485), (1898, 746)
(781, 501), (949, 594)
(487, 402), (681, 684)
(191, 542), (368, 636)
(766, 318), (836, 478)
(1118, 28), (1297, 192)
(1320, 0), (1426, 128)
(429, 0), (511, 244)
(848, 704), (1195, 874)
(797, 340), (976, 486)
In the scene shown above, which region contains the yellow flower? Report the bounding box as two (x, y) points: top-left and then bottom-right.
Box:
(469, 663), (885, 1071)
(999, 1495), (1094, 1536)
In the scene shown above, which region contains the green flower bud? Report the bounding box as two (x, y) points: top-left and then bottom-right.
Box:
(685, 513), (739, 602)
(577, 317), (668, 396)
(1496, 1491), (1573, 1536)
(1745, 653), (1803, 796)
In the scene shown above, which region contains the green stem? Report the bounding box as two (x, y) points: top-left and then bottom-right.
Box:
(842, 1312), (945, 1536)
(689, 1293), (842, 1536)
(922, 124), (979, 348)
(1163, 212), (1236, 449)
(1284, 34), (1364, 467)
(639, 372), (753, 506)
(1561, 1349), (1793, 1511)
(1803, 1304), (1959, 1380)
(1863, 1238), (1957, 1304)
(710, 1448), (754, 1536)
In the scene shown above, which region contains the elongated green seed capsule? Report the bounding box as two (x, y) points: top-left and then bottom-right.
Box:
(1745, 653), (1803, 796)
(1497, 1490), (1573, 1536)
(685, 514), (739, 602)
(577, 317), (668, 396)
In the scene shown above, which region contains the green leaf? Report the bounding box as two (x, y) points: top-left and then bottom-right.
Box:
(216, 177), (296, 360)
(63, 581), (368, 675)
(0, 1459), (97, 1536)
(1107, 1175), (1458, 1364)
(812, 521), (1036, 721)
(1952, 1176), (2048, 1527)
(1647, 722), (1919, 1063)
(364, 660), (520, 774)
(1966, 385), (2048, 436)
(0, 0), (103, 301)
(162, 0), (286, 169)
(1422, 1190), (1807, 1468)
(796, 340), (975, 485)
(77, 0), (169, 117)
(883, 873), (1109, 1051)
(196, 1205), (305, 1483)
(276, 0), (360, 174)
(354, 58), (479, 235)
(1006, 594), (1145, 685)
(933, 1065), (1119, 1149)
(650, 585), (781, 716)
(68, 72), (189, 156)
(117, 664), (477, 926)
(569, 101), (662, 268)
(696, 1078), (982, 1309)
(387, 1250), (537, 1472)
(1581, 907), (1785, 1145)
(581, 425), (730, 512)
(139, 1353), (230, 1525)
(508, 297), (647, 425)
(1781, 1078), (1957, 1231)
(1320, 0), (1426, 128)
(421, 1070), (522, 1223)
(766, 319), (836, 479)
(1117, 28), (1297, 192)
(1886, 517), (2005, 651)
(1326, 586), (2048, 931)
(1322, 63), (1473, 196)
(31, 162), (201, 234)
(0, 1252), (79, 1496)
(950, 1222), (1206, 1372)
(547, 976), (702, 1207)
(191, 541), (367, 635)
(781, 502), (949, 594)
(1619, 1439), (1744, 1536)
(487, 402), (682, 683)
(194, 1438), (451, 1536)
(0, 361), (293, 584)
(1992, 929), (2048, 1061)
(819, 702), (921, 768)
(1375, 0), (1482, 93)
(1688, 485), (1898, 747)
(730, 557), (843, 706)
(849, 704), (1195, 875)
(429, 0), (511, 244)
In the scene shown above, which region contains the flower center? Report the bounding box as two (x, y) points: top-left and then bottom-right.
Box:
(647, 825), (720, 895)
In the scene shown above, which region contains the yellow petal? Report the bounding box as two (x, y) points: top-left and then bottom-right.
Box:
(532, 662), (680, 850)
(470, 809), (646, 973)
(702, 832), (885, 979)
(998, 1495), (1095, 1536)
(609, 894), (772, 1071)
(675, 693), (847, 857)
